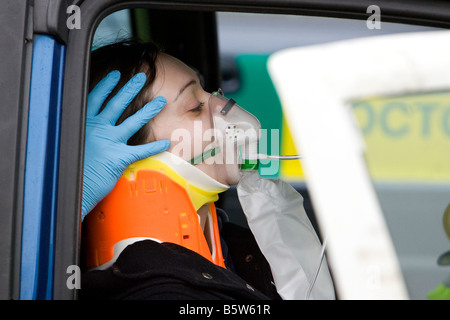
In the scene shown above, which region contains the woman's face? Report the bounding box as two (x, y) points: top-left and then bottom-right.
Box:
(147, 53), (233, 185)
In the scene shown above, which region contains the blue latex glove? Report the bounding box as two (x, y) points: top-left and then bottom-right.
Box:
(82, 71), (170, 219)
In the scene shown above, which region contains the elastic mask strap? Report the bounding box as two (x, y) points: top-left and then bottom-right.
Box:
(189, 146), (221, 165)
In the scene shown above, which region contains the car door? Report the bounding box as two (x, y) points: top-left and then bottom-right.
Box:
(2, 0), (450, 300)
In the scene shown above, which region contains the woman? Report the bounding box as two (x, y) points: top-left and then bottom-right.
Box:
(81, 40), (334, 300)
(81, 40), (281, 299)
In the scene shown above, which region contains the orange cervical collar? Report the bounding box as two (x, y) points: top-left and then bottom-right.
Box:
(82, 168), (226, 270)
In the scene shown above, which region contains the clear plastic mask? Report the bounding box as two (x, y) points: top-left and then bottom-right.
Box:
(188, 89), (261, 185)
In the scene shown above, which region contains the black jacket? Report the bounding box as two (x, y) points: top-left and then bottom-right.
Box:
(80, 221), (281, 300)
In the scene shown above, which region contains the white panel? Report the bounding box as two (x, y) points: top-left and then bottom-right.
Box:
(268, 30), (450, 299)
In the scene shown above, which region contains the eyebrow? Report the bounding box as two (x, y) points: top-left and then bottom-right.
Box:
(174, 79), (197, 102)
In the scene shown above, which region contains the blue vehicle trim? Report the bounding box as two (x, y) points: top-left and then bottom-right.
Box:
(20, 35), (65, 300)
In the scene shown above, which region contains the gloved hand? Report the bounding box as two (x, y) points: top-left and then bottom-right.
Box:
(82, 71), (169, 220)
(237, 171), (335, 300)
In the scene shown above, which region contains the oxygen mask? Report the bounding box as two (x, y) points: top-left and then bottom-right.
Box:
(185, 89), (301, 185)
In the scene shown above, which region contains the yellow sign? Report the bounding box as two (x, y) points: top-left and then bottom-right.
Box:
(280, 92), (450, 183)
(279, 117), (304, 180)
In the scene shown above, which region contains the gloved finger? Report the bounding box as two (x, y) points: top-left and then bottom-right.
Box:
(87, 70), (121, 117)
(124, 140), (170, 163)
(117, 96), (166, 139)
(100, 73), (147, 125)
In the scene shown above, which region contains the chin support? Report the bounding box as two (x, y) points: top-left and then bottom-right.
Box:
(82, 152), (228, 270)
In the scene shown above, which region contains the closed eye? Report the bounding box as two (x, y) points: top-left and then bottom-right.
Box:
(190, 102), (204, 114)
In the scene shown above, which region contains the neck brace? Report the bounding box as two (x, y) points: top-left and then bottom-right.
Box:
(82, 151), (229, 270)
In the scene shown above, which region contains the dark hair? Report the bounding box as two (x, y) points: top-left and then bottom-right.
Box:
(89, 40), (161, 145)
